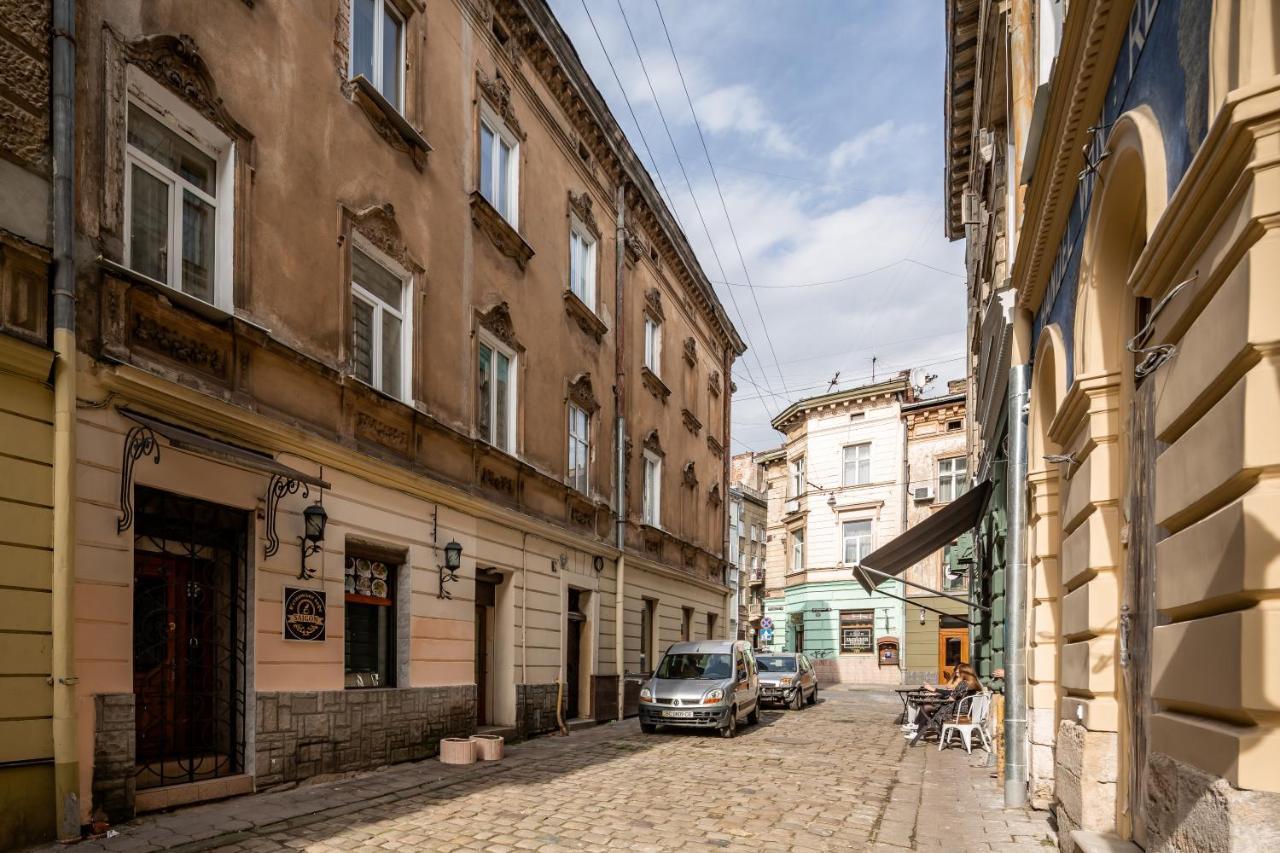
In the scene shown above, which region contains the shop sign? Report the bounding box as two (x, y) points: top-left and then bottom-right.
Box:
(283, 586), (326, 642)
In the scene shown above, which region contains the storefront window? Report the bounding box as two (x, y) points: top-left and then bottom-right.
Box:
(840, 609), (874, 654)
(344, 552), (397, 688)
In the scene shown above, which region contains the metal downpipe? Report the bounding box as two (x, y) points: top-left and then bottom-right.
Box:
(613, 184), (627, 720)
(1004, 363), (1030, 807)
(51, 0), (81, 837)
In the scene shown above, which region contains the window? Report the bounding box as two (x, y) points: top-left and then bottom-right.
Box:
(842, 442), (871, 486)
(125, 96), (231, 309)
(344, 552), (398, 688)
(842, 520), (873, 564)
(750, 524), (759, 543)
(947, 419), (964, 432)
(938, 456), (968, 502)
(479, 114), (519, 226)
(569, 224), (597, 308)
(789, 528), (805, 573)
(642, 451), (662, 526)
(351, 0), (405, 110)
(728, 524), (740, 566)
(643, 316), (662, 376)
(789, 456), (805, 498)
(567, 403), (590, 493)
(478, 335), (517, 453)
(840, 610), (874, 654)
(350, 247), (409, 400)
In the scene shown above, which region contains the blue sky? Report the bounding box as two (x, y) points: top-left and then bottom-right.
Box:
(548, 0), (967, 453)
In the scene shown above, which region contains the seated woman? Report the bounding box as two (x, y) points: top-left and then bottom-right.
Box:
(904, 664), (983, 739)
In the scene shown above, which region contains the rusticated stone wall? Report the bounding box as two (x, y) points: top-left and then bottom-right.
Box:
(516, 683), (561, 740)
(254, 686), (475, 787)
(91, 694), (136, 823)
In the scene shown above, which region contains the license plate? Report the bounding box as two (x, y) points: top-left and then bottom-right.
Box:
(663, 709), (694, 718)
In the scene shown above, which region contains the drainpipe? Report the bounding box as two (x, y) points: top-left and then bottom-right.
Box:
(1004, 363), (1030, 807)
(613, 183), (627, 720)
(51, 0), (81, 838)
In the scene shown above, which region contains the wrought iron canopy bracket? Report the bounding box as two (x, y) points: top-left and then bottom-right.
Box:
(264, 473), (309, 558)
(438, 564), (459, 599)
(118, 425), (161, 533)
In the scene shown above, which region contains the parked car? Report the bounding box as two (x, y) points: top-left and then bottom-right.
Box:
(757, 652), (818, 710)
(638, 640), (761, 738)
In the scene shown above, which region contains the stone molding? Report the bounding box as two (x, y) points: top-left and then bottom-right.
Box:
(476, 67), (526, 139)
(562, 289), (607, 342)
(351, 76), (431, 171)
(477, 300), (521, 351)
(681, 406), (701, 435)
(642, 429), (663, 458)
(345, 202), (424, 274)
(640, 366), (670, 403)
(566, 190), (600, 237)
(470, 191), (534, 271)
(566, 372), (600, 413)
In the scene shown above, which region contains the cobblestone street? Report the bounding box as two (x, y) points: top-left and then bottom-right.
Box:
(55, 687), (1055, 853)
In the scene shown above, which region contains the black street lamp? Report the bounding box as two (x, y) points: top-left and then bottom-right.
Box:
(439, 540), (463, 598)
(299, 501), (328, 580)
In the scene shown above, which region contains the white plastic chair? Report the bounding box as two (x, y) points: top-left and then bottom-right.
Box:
(938, 691), (992, 754)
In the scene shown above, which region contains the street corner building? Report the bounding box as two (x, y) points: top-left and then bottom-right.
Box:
(945, 0), (1280, 850)
(0, 0), (745, 844)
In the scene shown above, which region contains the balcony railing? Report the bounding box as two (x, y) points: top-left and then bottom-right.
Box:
(748, 568), (765, 586)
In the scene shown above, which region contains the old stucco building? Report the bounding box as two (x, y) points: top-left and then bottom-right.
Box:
(728, 451), (767, 643)
(758, 375), (912, 684)
(946, 0), (1280, 849)
(0, 0), (743, 842)
(901, 381), (972, 684)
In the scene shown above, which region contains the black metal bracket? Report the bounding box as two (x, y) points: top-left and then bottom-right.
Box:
(118, 425), (161, 533)
(438, 562), (459, 599)
(264, 474), (308, 558)
(299, 539), (322, 581)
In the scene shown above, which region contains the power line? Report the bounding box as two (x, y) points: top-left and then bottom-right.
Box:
(714, 257), (964, 290)
(732, 353), (967, 403)
(651, 0), (794, 402)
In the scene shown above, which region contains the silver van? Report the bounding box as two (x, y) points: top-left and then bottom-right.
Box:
(638, 640), (760, 738)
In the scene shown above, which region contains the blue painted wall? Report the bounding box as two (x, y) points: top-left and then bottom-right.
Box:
(1031, 0), (1211, 377)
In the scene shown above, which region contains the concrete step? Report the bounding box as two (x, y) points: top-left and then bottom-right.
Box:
(1071, 830), (1142, 853)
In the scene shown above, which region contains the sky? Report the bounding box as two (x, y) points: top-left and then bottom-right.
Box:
(547, 0), (967, 454)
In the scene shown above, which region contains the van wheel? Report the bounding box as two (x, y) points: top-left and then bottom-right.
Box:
(747, 704), (760, 726)
(719, 708), (737, 738)
(807, 686), (818, 706)
(640, 723), (657, 734)
(791, 689), (804, 711)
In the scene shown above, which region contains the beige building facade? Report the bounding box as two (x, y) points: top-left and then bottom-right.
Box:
(946, 0), (1280, 849)
(729, 452), (767, 643)
(0, 0), (742, 842)
(901, 382), (971, 684)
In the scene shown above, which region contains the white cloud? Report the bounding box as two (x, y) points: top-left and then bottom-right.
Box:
(827, 121), (925, 174)
(694, 85), (803, 158)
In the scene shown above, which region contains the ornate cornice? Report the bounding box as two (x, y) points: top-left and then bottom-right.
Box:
(566, 190), (600, 237)
(478, 301), (521, 350)
(346, 202), (423, 273)
(566, 372), (600, 413)
(476, 67), (526, 139)
(681, 407), (702, 435)
(351, 76), (432, 171)
(708, 370), (721, 397)
(643, 287), (664, 321)
(562, 290), (607, 342)
(122, 32), (252, 141)
(642, 429), (664, 458)
(682, 336), (697, 367)
(706, 434), (723, 458)
(640, 366), (670, 403)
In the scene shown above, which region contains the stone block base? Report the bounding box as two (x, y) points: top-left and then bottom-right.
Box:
(254, 685), (475, 787)
(1145, 751), (1280, 852)
(516, 682), (561, 740)
(91, 693), (136, 823)
(1056, 720), (1117, 839)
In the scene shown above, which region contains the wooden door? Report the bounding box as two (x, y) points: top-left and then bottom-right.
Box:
(938, 628), (970, 683)
(474, 579), (496, 726)
(1124, 379), (1158, 843)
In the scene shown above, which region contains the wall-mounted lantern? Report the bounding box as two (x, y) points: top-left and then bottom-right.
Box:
(298, 501), (328, 580)
(438, 540), (463, 598)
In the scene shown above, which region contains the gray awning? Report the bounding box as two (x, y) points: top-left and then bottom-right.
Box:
(853, 480), (992, 595)
(122, 409), (329, 488)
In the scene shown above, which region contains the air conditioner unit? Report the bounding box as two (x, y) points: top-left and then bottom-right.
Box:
(783, 497), (800, 515)
(913, 486), (935, 502)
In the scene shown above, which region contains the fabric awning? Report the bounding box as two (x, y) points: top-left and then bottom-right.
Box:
(122, 409), (330, 488)
(853, 479), (992, 596)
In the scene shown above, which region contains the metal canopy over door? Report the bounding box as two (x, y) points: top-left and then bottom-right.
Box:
(1123, 379), (1159, 844)
(132, 487), (248, 790)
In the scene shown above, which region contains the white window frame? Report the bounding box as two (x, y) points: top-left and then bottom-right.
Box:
(349, 0), (407, 111)
(788, 456), (805, 498)
(478, 331), (518, 454)
(939, 456), (968, 503)
(643, 315), (662, 376)
(842, 442), (871, 486)
(479, 105), (520, 228)
(569, 219), (597, 310)
(567, 402), (590, 494)
(123, 69), (234, 312)
(842, 519), (873, 565)
(349, 240), (412, 402)
(642, 450), (662, 527)
(789, 528), (805, 573)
